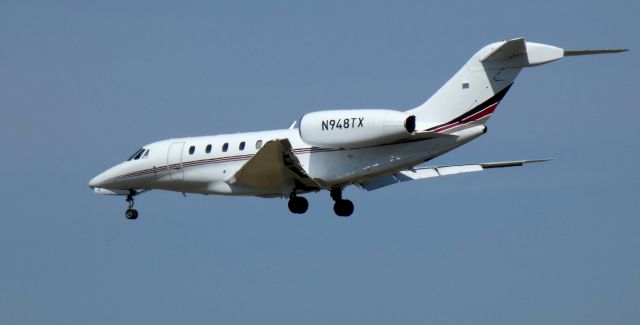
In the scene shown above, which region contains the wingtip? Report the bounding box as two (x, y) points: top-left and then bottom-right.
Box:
(528, 158), (554, 163)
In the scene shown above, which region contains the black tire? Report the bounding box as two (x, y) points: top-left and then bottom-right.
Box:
(125, 208), (139, 220)
(288, 196), (309, 214)
(333, 199), (354, 217)
(296, 197), (309, 214)
(288, 199), (296, 213)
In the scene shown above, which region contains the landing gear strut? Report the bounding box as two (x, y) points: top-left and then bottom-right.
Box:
(288, 193), (309, 214)
(125, 190), (139, 220)
(330, 187), (354, 217)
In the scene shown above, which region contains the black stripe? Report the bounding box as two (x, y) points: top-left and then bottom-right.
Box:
(427, 84), (513, 131)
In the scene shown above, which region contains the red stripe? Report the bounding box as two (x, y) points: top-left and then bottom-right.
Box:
(461, 103), (498, 122)
(116, 147), (339, 180)
(432, 102), (501, 133)
(433, 122), (462, 133)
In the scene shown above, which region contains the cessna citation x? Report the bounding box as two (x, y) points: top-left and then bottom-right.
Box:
(89, 38), (627, 219)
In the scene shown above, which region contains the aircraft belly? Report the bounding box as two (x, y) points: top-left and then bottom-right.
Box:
(150, 161), (242, 194)
(183, 161), (286, 196)
(305, 137), (462, 185)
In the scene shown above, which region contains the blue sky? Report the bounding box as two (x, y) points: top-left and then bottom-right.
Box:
(1, 0), (638, 324)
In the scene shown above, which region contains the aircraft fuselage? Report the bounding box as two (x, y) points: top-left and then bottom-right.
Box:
(90, 127), (483, 197)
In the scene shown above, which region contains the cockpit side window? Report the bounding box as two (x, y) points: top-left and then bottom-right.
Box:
(127, 148), (144, 161)
(141, 150), (149, 159)
(133, 149), (145, 160)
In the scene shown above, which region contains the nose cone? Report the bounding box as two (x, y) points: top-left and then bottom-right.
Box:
(89, 163), (128, 191)
(89, 168), (113, 189)
(88, 174), (104, 189)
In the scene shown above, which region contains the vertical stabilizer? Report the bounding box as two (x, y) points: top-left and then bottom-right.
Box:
(408, 38), (568, 133)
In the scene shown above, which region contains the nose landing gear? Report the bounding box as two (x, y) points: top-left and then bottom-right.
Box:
(125, 191), (138, 220)
(125, 208), (138, 220)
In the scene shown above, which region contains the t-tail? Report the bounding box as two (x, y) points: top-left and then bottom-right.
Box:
(407, 38), (628, 133)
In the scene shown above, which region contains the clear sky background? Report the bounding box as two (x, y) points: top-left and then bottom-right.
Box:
(1, 0), (638, 324)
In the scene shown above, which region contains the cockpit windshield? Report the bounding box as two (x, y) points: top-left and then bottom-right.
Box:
(127, 148), (149, 161)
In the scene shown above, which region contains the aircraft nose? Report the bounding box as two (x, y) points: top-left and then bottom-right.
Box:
(88, 174), (104, 189)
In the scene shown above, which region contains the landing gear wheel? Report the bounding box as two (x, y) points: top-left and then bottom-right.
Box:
(333, 199), (354, 217)
(288, 196), (309, 214)
(125, 208), (139, 220)
(330, 187), (354, 217)
(124, 190), (140, 220)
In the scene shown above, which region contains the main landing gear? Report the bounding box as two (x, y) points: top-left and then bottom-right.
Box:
(330, 187), (354, 217)
(288, 193), (309, 214)
(125, 190), (139, 220)
(286, 188), (354, 217)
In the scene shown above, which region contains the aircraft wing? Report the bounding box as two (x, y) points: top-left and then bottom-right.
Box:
(356, 159), (550, 191)
(226, 139), (322, 192)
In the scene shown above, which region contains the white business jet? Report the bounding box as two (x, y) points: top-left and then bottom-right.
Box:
(89, 38), (626, 219)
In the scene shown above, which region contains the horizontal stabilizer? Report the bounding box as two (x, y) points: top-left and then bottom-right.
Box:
(357, 159), (551, 191)
(564, 49), (629, 57)
(480, 39), (629, 67)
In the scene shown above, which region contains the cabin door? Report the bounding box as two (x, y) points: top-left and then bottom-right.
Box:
(167, 142), (185, 181)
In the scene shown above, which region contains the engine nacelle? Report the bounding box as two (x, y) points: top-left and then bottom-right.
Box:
(299, 109), (416, 148)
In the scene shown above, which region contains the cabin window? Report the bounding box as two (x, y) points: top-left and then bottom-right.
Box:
(256, 140), (263, 149)
(222, 143), (228, 152)
(206, 144), (212, 154)
(189, 146), (195, 155)
(239, 141), (245, 151)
